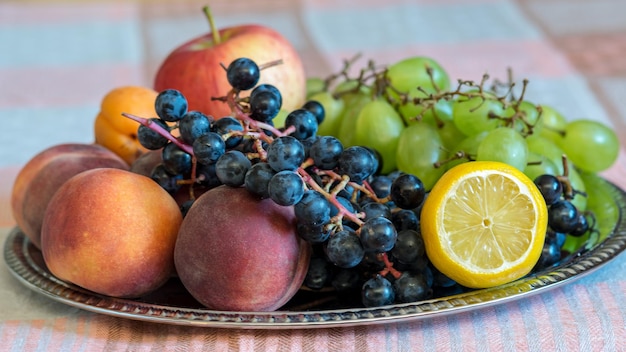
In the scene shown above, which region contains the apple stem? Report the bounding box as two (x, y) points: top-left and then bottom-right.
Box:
(202, 6), (221, 45)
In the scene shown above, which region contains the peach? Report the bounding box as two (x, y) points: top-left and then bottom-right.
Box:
(11, 143), (129, 249)
(41, 168), (183, 298)
(174, 185), (310, 311)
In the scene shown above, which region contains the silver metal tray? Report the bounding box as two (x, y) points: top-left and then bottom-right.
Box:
(4, 176), (626, 329)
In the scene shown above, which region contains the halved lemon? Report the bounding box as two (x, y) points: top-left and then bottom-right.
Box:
(420, 161), (547, 288)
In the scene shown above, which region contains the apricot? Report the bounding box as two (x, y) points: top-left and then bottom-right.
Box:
(174, 185), (311, 311)
(41, 168), (183, 298)
(11, 143), (129, 249)
(94, 86), (159, 164)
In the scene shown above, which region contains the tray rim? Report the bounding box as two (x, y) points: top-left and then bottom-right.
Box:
(4, 177), (626, 330)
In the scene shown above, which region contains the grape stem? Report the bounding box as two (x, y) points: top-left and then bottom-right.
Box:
(297, 166), (365, 227)
(377, 252), (402, 279)
(121, 113), (194, 155)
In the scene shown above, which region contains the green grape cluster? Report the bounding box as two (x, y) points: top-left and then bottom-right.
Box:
(305, 55), (620, 199)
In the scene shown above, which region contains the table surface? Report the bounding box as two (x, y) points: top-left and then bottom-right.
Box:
(1, 0), (625, 351)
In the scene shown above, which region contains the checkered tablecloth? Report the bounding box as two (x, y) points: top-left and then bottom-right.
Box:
(0, 1), (625, 351)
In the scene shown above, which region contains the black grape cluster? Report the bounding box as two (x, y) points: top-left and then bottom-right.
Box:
(130, 57), (458, 308)
(533, 173), (591, 270)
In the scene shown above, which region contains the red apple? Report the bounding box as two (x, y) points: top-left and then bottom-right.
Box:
(154, 7), (306, 119)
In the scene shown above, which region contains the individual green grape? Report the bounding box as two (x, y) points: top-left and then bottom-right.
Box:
(579, 171), (618, 243)
(309, 91), (345, 138)
(353, 99), (405, 174)
(476, 127), (528, 171)
(399, 93), (454, 126)
(306, 77), (325, 98)
(445, 131), (489, 170)
(523, 151), (559, 182)
(526, 134), (567, 175)
(333, 79), (371, 97)
(557, 119), (619, 173)
(272, 109), (289, 128)
(504, 100), (541, 135)
(396, 123), (446, 190)
(561, 171), (615, 254)
(437, 119), (466, 151)
(537, 104), (567, 144)
(452, 92), (505, 136)
(385, 56), (451, 124)
(337, 92), (371, 147)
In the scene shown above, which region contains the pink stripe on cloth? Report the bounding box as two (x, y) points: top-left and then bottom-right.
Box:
(0, 3), (137, 26)
(551, 288), (583, 351)
(474, 307), (506, 351)
(304, 0), (501, 10)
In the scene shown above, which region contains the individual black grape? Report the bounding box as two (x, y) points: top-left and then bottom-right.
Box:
(162, 142), (192, 176)
(391, 209), (419, 231)
(569, 213), (590, 237)
(430, 265), (457, 288)
(329, 195), (355, 217)
(284, 109), (318, 140)
(391, 229), (425, 264)
(534, 174), (563, 205)
(302, 100), (325, 124)
(155, 89), (188, 122)
(296, 222), (331, 243)
(215, 150), (251, 187)
(249, 84), (282, 122)
(294, 190), (331, 226)
(324, 228), (364, 268)
(361, 202), (392, 220)
(180, 199), (194, 218)
(393, 271), (431, 303)
(195, 162), (222, 189)
(150, 163), (183, 194)
(266, 135), (305, 171)
(244, 162), (276, 199)
(533, 235), (562, 271)
(390, 174), (425, 210)
(226, 58), (260, 91)
(364, 147), (382, 176)
(548, 200), (579, 233)
(300, 136), (318, 160)
(179, 111), (212, 145)
(268, 170), (305, 206)
(552, 230), (567, 248)
(331, 268), (362, 292)
(192, 132), (225, 165)
(137, 118), (170, 150)
(337, 146), (377, 183)
(213, 116), (244, 148)
(309, 135), (343, 170)
(359, 252), (387, 273)
(304, 257), (330, 290)
(369, 175), (392, 199)
(359, 216), (397, 253)
(361, 275), (395, 308)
